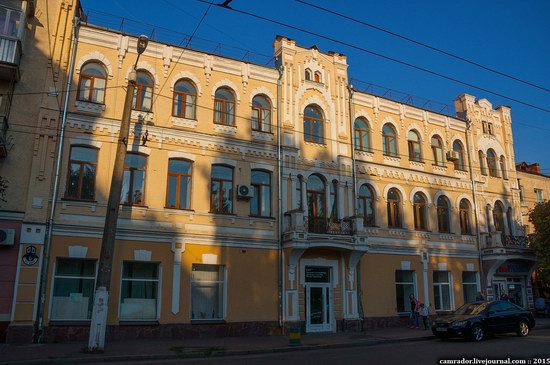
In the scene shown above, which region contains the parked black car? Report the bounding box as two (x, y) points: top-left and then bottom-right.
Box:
(431, 300), (535, 341)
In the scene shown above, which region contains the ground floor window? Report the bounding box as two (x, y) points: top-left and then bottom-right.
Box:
(120, 262), (159, 320)
(433, 271), (452, 311)
(51, 258), (96, 320)
(395, 270), (416, 313)
(191, 264), (226, 320)
(462, 271), (479, 303)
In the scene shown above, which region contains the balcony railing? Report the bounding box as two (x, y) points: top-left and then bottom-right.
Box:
(0, 36), (21, 65)
(503, 235), (531, 249)
(306, 217), (353, 235)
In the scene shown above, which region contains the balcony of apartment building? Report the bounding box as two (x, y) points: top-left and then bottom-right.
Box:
(0, 93), (11, 157)
(0, 5), (25, 82)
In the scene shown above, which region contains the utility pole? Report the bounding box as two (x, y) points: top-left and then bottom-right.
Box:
(88, 35), (149, 351)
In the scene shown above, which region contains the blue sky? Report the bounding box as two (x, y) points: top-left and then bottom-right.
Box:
(82, 0), (550, 172)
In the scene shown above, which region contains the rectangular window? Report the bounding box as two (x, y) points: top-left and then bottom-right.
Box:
(121, 153), (147, 205)
(51, 258), (96, 320)
(519, 183), (525, 203)
(191, 264), (226, 321)
(487, 123), (494, 135)
(120, 262), (159, 321)
(482, 121), (488, 134)
(250, 170), (271, 217)
(166, 159), (192, 209)
(395, 270), (416, 313)
(535, 188), (544, 203)
(433, 271), (452, 311)
(462, 271), (479, 304)
(65, 146), (98, 200)
(210, 165), (233, 214)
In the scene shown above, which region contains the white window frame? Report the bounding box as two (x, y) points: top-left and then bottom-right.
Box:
(118, 261), (161, 321)
(49, 258), (97, 321)
(535, 188), (544, 203)
(433, 271), (453, 311)
(189, 264), (227, 321)
(462, 271), (480, 304)
(395, 270), (417, 314)
(0, 6), (23, 38)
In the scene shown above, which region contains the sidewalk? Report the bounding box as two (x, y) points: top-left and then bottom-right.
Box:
(1, 318), (549, 365)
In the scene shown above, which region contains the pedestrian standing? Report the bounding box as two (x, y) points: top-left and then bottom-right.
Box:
(409, 293), (420, 328)
(420, 303), (430, 330)
(475, 291), (485, 301)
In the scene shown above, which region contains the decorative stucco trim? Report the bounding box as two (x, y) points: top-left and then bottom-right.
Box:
(169, 70), (202, 95)
(409, 187), (433, 205)
(434, 190), (454, 208)
(211, 157), (236, 167)
(455, 193), (474, 209)
(76, 51), (114, 79)
(250, 162), (275, 172)
(356, 179), (381, 199)
(127, 145), (151, 155)
(249, 86), (276, 108)
(380, 116), (399, 135)
(69, 137), (102, 149)
(167, 151), (196, 161)
(383, 183), (407, 202)
(211, 79), (240, 104)
(127, 61), (159, 87)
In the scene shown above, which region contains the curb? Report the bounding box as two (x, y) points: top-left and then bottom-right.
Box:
(0, 335), (435, 365)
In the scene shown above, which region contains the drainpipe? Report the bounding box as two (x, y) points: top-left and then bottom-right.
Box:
(464, 119), (485, 295)
(36, 14), (80, 342)
(277, 64), (284, 331)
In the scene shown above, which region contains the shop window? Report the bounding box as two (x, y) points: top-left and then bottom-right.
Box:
(121, 153), (147, 205)
(210, 164), (234, 214)
(166, 159), (192, 210)
(120, 262), (159, 320)
(65, 146), (98, 200)
(462, 271), (479, 303)
(51, 258), (96, 320)
(251, 170), (271, 217)
(433, 271), (452, 311)
(172, 79), (196, 119)
(395, 270), (416, 313)
(191, 264), (226, 320)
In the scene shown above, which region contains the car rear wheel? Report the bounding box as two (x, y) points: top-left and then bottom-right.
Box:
(470, 324), (484, 341)
(517, 320), (530, 337)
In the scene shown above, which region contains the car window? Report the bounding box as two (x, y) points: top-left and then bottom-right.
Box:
(490, 301), (516, 313)
(455, 302), (488, 315)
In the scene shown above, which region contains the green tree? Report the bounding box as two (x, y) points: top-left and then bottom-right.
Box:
(529, 201), (550, 284)
(0, 176), (7, 204)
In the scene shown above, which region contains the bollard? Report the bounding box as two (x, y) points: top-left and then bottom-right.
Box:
(288, 326), (301, 346)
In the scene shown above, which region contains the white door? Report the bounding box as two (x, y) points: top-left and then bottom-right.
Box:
(306, 284), (333, 332)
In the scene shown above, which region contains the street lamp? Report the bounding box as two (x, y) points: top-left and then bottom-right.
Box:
(88, 35), (149, 351)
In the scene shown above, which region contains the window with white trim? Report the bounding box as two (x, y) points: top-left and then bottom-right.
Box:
(462, 271), (479, 303)
(433, 271), (452, 311)
(51, 258), (96, 320)
(120, 262), (159, 320)
(535, 188), (544, 203)
(191, 264), (226, 320)
(395, 270), (416, 313)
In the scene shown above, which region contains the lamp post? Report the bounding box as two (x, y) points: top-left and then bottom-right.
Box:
(88, 35), (149, 351)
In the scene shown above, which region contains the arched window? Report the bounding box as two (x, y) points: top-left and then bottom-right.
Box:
(431, 135), (444, 166)
(382, 124), (397, 157)
(305, 69), (311, 81)
(459, 199), (471, 235)
(303, 105), (324, 144)
(453, 141), (466, 171)
(500, 156), (508, 179)
(354, 118), (370, 152)
(78, 62), (107, 104)
(479, 151), (487, 175)
(65, 146), (98, 200)
(413, 192), (427, 231)
(214, 87), (235, 126)
(314, 71), (321, 83)
(506, 207), (513, 235)
(172, 79), (196, 119)
(437, 196), (450, 233)
(487, 149), (498, 177)
(122, 153), (147, 205)
(387, 188), (401, 228)
(133, 70), (154, 112)
(210, 164), (234, 213)
(252, 95), (271, 133)
(307, 174), (326, 233)
(251, 170), (271, 217)
(407, 130), (422, 162)
(493, 201), (505, 233)
(166, 159), (192, 209)
(358, 184), (375, 226)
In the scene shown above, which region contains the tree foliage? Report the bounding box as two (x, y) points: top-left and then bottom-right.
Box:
(529, 201), (550, 283)
(0, 176), (7, 204)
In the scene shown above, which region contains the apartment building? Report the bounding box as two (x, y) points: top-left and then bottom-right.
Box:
(1, 2), (537, 342)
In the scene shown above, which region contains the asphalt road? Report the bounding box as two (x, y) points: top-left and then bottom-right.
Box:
(118, 328), (550, 365)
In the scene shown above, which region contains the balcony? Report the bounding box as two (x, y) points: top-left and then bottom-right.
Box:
(0, 6), (24, 82)
(503, 235), (531, 249)
(306, 217), (354, 235)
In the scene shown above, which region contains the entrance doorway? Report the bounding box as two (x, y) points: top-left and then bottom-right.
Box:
(305, 266), (333, 332)
(493, 278), (526, 308)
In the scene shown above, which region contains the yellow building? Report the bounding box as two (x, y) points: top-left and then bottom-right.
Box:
(1, 4), (537, 342)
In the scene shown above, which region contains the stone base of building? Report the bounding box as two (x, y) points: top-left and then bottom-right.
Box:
(44, 321), (282, 343)
(6, 324), (35, 344)
(361, 315), (407, 329)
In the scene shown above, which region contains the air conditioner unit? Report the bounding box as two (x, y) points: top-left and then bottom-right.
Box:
(0, 228), (15, 246)
(446, 151), (460, 161)
(237, 185), (254, 199)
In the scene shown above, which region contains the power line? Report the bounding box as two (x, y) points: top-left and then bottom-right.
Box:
(295, 0), (550, 94)
(196, 0), (550, 114)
